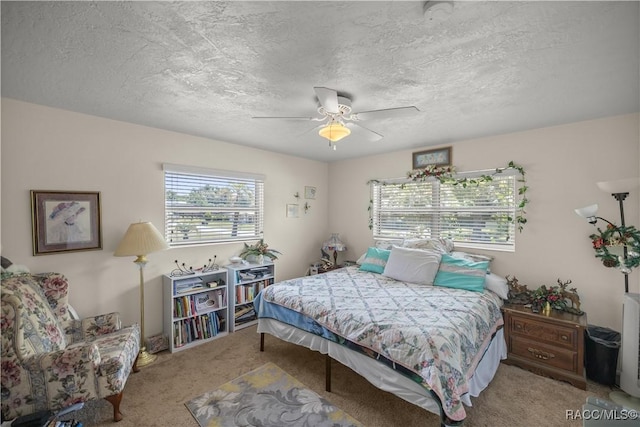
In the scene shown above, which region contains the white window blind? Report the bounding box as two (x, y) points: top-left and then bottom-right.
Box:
(164, 164), (264, 246)
(371, 170), (517, 251)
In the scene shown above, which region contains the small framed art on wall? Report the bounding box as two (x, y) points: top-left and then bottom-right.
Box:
(412, 147), (452, 169)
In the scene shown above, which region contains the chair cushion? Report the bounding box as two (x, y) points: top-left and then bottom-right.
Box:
(2, 275), (66, 356)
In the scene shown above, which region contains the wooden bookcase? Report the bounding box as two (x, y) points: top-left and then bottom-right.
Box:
(162, 268), (229, 353)
(226, 261), (275, 331)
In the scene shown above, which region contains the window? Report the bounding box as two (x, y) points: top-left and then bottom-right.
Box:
(164, 164), (264, 246)
(371, 170), (517, 251)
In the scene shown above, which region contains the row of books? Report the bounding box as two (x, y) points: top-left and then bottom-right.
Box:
(173, 289), (226, 318)
(173, 312), (225, 348)
(235, 279), (272, 304)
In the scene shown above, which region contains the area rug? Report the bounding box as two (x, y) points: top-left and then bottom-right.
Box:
(185, 362), (363, 427)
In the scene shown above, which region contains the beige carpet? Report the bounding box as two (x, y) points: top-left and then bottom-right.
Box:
(61, 325), (611, 427)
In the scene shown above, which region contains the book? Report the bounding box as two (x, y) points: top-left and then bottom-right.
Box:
(234, 306), (253, 318)
(174, 277), (204, 293)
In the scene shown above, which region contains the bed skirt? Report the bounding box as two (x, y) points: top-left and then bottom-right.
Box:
(257, 318), (506, 416)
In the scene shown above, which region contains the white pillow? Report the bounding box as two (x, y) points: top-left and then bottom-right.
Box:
(375, 239), (403, 250)
(403, 238), (453, 254)
(382, 246), (442, 285)
(485, 273), (509, 299)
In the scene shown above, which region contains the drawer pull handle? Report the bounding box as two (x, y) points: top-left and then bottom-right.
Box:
(527, 347), (555, 360)
(561, 335), (568, 341)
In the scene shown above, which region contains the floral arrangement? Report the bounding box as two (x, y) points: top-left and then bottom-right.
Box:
(590, 224), (640, 273)
(239, 239), (282, 260)
(507, 277), (583, 315)
(531, 285), (567, 311)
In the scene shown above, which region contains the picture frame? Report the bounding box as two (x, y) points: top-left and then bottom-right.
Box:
(286, 204), (299, 218)
(412, 147), (452, 169)
(31, 190), (102, 255)
(304, 186), (316, 199)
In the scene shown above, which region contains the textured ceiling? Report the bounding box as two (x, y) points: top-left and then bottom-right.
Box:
(2, 1), (639, 162)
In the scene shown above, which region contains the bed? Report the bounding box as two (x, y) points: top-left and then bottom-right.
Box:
(254, 259), (507, 426)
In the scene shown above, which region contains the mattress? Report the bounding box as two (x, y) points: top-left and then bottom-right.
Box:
(254, 266), (505, 421)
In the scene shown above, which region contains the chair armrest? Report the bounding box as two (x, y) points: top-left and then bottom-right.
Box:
(22, 343), (101, 378)
(81, 312), (122, 340)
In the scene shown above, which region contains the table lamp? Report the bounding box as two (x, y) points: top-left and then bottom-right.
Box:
(322, 233), (346, 265)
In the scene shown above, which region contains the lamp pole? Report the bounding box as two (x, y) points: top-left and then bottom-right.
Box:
(611, 192), (630, 293)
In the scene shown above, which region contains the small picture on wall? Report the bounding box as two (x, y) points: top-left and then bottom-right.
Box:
(412, 147), (452, 169)
(304, 186), (316, 199)
(31, 190), (102, 255)
(286, 204), (299, 218)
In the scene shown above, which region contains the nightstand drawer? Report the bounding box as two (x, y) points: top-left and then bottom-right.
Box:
(510, 336), (578, 372)
(510, 317), (577, 350)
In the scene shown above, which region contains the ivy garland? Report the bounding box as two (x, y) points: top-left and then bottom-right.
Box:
(368, 161), (529, 232)
(590, 224), (640, 272)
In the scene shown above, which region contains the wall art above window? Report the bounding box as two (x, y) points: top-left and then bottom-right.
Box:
(31, 190), (102, 255)
(412, 146), (452, 169)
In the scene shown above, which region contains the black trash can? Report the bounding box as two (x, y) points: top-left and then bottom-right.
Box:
(584, 325), (621, 385)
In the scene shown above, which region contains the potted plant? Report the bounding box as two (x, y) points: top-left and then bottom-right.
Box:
(239, 239), (282, 264)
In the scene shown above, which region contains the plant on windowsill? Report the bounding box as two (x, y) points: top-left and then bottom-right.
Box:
(239, 239), (282, 263)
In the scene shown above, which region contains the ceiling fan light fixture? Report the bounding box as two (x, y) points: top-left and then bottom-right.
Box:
(318, 122), (351, 143)
(423, 1), (454, 23)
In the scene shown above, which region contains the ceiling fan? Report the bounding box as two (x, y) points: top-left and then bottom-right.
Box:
(252, 87), (420, 150)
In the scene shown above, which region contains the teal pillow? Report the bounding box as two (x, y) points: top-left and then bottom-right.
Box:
(359, 247), (391, 274)
(434, 254), (489, 292)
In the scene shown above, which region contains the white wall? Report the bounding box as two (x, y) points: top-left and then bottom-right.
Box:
(1, 99), (329, 336)
(3, 98), (639, 334)
(328, 113), (640, 331)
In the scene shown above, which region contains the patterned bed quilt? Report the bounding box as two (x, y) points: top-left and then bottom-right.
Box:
(256, 265), (504, 421)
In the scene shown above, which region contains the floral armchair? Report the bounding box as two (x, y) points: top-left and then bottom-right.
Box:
(1, 273), (140, 422)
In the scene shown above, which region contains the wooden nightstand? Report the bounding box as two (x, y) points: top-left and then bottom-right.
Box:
(502, 304), (587, 389)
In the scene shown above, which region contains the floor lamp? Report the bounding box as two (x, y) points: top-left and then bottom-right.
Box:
(575, 177), (640, 408)
(115, 221), (169, 368)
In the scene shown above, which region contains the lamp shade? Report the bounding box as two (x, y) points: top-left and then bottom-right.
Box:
(322, 233), (346, 252)
(318, 122), (351, 142)
(597, 177), (640, 194)
(574, 204), (599, 220)
(114, 222), (169, 257)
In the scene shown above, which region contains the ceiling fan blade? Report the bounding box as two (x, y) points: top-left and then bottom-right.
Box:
(350, 106), (420, 121)
(347, 122), (383, 141)
(298, 123), (326, 137)
(252, 116), (320, 121)
(314, 87), (339, 114)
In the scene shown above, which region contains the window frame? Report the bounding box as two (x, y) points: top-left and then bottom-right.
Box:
(163, 163), (265, 247)
(370, 169), (518, 252)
